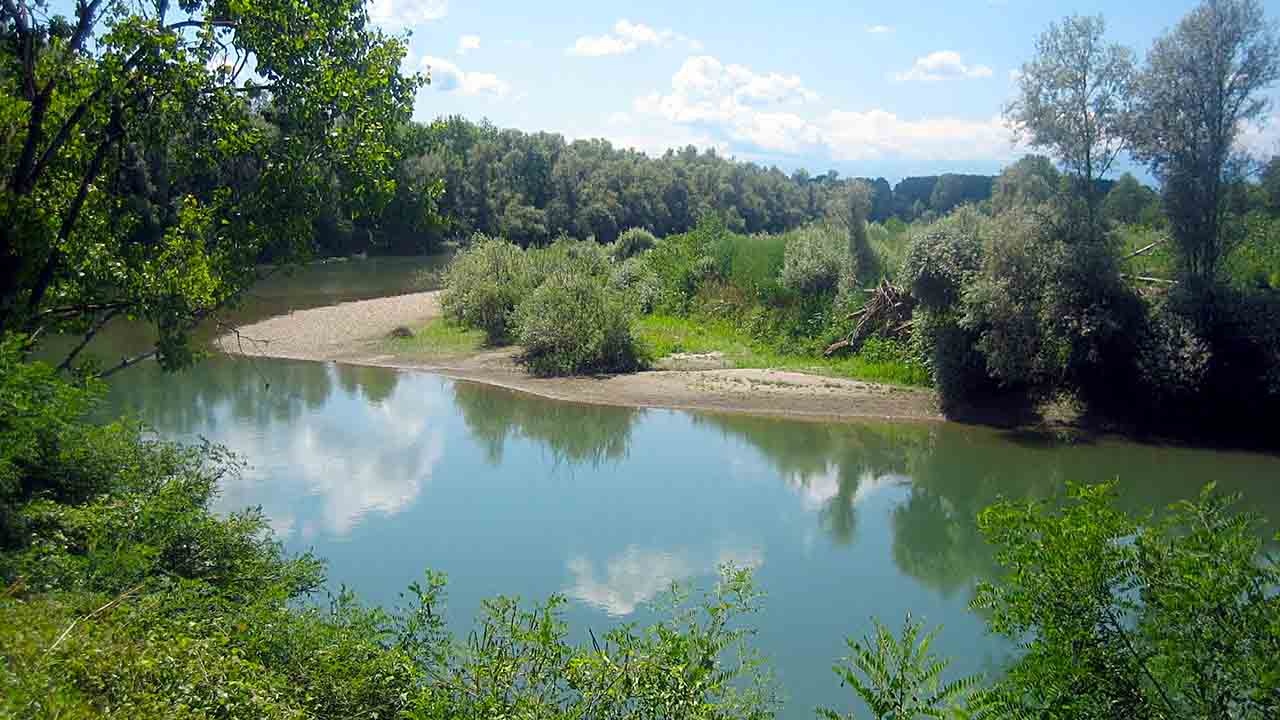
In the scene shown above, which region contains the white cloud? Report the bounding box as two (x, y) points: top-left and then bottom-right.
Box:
(567, 18), (699, 57)
(633, 54), (1022, 164)
(367, 0), (446, 29)
(822, 110), (1018, 162)
(457, 34), (481, 55)
(1238, 113), (1280, 157)
(865, 24), (894, 34)
(893, 50), (993, 82)
(635, 56), (821, 152)
(422, 55), (510, 98)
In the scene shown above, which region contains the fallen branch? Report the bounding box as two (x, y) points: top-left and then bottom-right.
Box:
(1122, 238), (1168, 261)
(1122, 274), (1178, 285)
(46, 582), (144, 654)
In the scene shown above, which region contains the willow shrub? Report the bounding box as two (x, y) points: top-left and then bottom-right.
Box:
(512, 275), (646, 376)
(440, 235), (533, 343)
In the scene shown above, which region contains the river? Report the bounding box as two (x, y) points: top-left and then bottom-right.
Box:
(86, 257), (1280, 718)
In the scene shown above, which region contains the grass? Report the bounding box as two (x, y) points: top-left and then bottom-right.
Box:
(636, 314), (930, 387)
(381, 316), (487, 357)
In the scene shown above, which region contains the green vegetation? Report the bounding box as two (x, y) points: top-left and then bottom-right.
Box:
(637, 315), (928, 387)
(381, 317), (487, 358)
(441, 236), (647, 375)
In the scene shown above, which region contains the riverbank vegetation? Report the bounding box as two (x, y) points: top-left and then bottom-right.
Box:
(437, 2), (1280, 446)
(4, 0), (1280, 715)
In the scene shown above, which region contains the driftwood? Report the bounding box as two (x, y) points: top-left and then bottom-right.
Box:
(825, 279), (916, 356)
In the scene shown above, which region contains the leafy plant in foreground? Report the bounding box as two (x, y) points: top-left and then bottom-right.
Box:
(818, 614), (982, 720)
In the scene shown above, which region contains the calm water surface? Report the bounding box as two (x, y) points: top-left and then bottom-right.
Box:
(101, 352), (1280, 718)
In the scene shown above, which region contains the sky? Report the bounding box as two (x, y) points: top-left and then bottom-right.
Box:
(375, 0), (1280, 181)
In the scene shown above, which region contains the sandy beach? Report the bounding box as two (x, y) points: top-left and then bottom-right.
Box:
(217, 291), (942, 423)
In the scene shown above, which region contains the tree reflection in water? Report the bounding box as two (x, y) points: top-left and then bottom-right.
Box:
(451, 381), (640, 466)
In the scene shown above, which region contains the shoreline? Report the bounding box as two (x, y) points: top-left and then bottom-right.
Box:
(217, 291), (943, 424)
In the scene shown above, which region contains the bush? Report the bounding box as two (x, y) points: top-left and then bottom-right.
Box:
(611, 226), (657, 260)
(440, 235), (532, 343)
(512, 275), (645, 376)
(779, 224), (851, 295)
(609, 256), (661, 313)
(526, 236), (612, 286)
(643, 219), (722, 314)
(900, 208), (984, 310)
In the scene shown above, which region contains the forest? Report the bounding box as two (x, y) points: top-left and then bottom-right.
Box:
(2, 0), (1279, 717)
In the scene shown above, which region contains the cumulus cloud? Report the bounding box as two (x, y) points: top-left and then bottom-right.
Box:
(865, 24), (893, 34)
(567, 19), (699, 57)
(367, 0), (446, 29)
(822, 110), (1018, 162)
(632, 54), (1021, 164)
(457, 34), (480, 55)
(635, 55), (821, 152)
(422, 55), (510, 98)
(893, 50), (993, 82)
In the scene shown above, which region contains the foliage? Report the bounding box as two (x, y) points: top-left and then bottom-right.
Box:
(780, 224), (853, 296)
(818, 615), (983, 720)
(440, 235), (534, 343)
(974, 481), (1280, 719)
(609, 256), (662, 314)
(642, 219), (721, 314)
(901, 208), (984, 311)
(1007, 14), (1135, 231)
(512, 275), (645, 376)
(0, 0), (419, 373)
(1129, 0), (1280, 284)
(636, 314), (929, 387)
(613, 226), (658, 260)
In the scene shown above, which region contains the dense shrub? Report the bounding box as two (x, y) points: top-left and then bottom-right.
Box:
(512, 275), (645, 376)
(611, 226), (658, 260)
(779, 224), (851, 295)
(900, 207), (984, 310)
(643, 219), (722, 314)
(440, 235), (532, 343)
(609, 256), (661, 313)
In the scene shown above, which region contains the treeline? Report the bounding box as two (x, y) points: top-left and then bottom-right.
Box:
(370, 117), (1072, 251)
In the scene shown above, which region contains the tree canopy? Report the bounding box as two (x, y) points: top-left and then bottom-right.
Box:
(0, 0), (419, 372)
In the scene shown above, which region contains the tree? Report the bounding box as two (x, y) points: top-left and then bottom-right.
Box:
(1103, 172), (1160, 226)
(1007, 14), (1135, 237)
(1130, 0), (1280, 285)
(991, 155), (1062, 212)
(1, 0), (419, 372)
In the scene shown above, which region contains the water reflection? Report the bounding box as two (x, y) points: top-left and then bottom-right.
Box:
(566, 545), (765, 616)
(698, 414), (1280, 594)
(109, 357), (441, 539)
(451, 381), (640, 466)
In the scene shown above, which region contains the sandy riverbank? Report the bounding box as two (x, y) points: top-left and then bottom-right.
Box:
(217, 291), (942, 422)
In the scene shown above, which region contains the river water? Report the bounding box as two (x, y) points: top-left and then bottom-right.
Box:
(89, 258), (1280, 718)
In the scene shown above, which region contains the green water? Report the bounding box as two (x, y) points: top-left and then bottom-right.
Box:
(80, 256), (1280, 716)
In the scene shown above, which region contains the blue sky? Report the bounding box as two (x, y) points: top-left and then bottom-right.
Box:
(377, 0), (1280, 181)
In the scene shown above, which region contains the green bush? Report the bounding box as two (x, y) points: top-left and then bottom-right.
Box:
(440, 235), (532, 343)
(779, 224), (851, 295)
(900, 208), (984, 310)
(609, 256), (661, 313)
(512, 275), (646, 376)
(643, 219), (722, 314)
(611, 226), (657, 260)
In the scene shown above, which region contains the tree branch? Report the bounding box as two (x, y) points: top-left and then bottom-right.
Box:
(56, 307), (122, 372)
